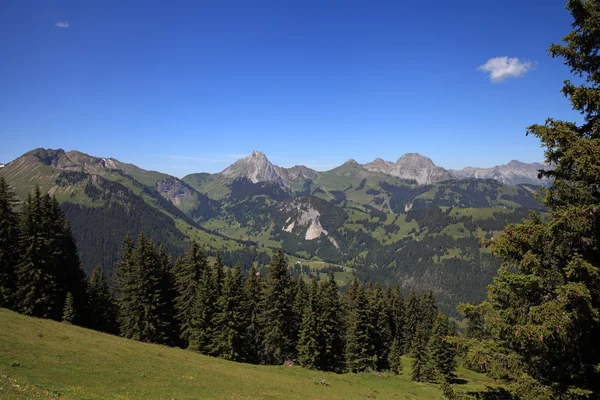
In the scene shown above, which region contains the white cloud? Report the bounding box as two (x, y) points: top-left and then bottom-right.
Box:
(55, 21), (70, 28)
(478, 57), (534, 83)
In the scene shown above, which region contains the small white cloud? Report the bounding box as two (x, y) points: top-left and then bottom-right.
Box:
(478, 57), (534, 83)
(55, 21), (70, 28)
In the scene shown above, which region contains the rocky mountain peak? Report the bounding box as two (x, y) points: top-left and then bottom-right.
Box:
(396, 153), (435, 166)
(221, 150), (281, 184)
(363, 153), (453, 185)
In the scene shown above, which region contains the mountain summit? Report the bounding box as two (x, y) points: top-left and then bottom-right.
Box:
(221, 150), (282, 184)
(363, 153), (454, 185)
(450, 160), (550, 186)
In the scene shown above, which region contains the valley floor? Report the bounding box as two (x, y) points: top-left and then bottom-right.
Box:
(0, 309), (493, 399)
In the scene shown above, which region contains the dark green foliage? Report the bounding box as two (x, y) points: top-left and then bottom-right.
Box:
(403, 289), (421, 353)
(243, 264), (262, 363)
(188, 253), (223, 354)
(291, 276), (309, 347)
(388, 285), (405, 354)
(258, 249), (296, 364)
(0, 177), (19, 309)
(424, 313), (457, 383)
(455, 2), (600, 398)
(297, 279), (320, 369)
(62, 292), (76, 323)
(388, 337), (403, 375)
(212, 265), (250, 361)
(115, 234), (175, 345)
(345, 283), (376, 372)
(16, 188), (88, 322)
(369, 282), (392, 371)
(173, 241), (208, 347)
(315, 271), (345, 372)
(410, 323), (428, 382)
(88, 265), (118, 334)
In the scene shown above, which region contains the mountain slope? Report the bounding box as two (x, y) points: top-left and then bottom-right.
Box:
(364, 153), (454, 185)
(450, 160), (550, 186)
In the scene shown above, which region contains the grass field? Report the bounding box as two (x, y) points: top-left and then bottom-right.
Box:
(0, 309), (494, 399)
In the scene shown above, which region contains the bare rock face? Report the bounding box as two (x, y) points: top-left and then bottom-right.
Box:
(450, 160), (551, 186)
(364, 153), (454, 185)
(221, 150), (283, 184)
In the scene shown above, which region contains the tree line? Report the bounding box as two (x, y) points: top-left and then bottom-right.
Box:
(0, 178), (457, 382)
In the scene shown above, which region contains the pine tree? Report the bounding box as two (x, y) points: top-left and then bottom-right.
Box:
(388, 285), (405, 355)
(424, 313), (457, 383)
(345, 282), (376, 372)
(0, 177), (20, 309)
(297, 279), (320, 369)
(156, 245), (177, 345)
(173, 241), (208, 348)
(16, 188), (58, 318)
(189, 252), (223, 354)
(403, 289), (421, 353)
(212, 265), (250, 361)
(455, 2), (600, 398)
(62, 292), (76, 323)
(244, 264), (262, 363)
(316, 271), (345, 372)
(410, 323), (428, 382)
(389, 337), (403, 375)
(258, 249), (295, 364)
(88, 265), (118, 334)
(291, 276), (308, 349)
(369, 282), (392, 370)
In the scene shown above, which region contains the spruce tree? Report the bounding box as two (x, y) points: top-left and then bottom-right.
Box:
(62, 292), (76, 323)
(410, 323), (428, 382)
(424, 313), (457, 383)
(403, 289), (421, 353)
(316, 271), (345, 372)
(212, 265), (250, 361)
(388, 285), (405, 356)
(173, 241), (208, 347)
(88, 265), (118, 334)
(0, 177), (19, 309)
(345, 282), (376, 372)
(244, 264), (262, 363)
(388, 337), (404, 375)
(369, 282), (392, 370)
(291, 276), (308, 348)
(189, 252), (223, 354)
(258, 249), (295, 364)
(455, 2), (600, 398)
(297, 279), (320, 369)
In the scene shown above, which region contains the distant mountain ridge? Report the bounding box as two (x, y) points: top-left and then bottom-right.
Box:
(182, 150), (549, 190)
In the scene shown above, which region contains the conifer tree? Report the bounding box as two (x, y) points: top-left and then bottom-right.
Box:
(403, 289), (421, 353)
(244, 264), (262, 363)
(388, 337), (404, 375)
(388, 285), (405, 355)
(345, 283), (376, 372)
(291, 276), (308, 347)
(316, 271), (345, 372)
(369, 282), (392, 370)
(173, 241), (208, 347)
(456, 2), (600, 398)
(424, 313), (457, 383)
(189, 252), (223, 354)
(0, 177), (19, 309)
(297, 279), (320, 369)
(62, 292), (76, 323)
(258, 249), (295, 364)
(410, 323), (428, 382)
(212, 265), (250, 361)
(88, 265), (118, 334)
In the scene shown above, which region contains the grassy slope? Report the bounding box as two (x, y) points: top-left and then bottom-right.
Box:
(0, 309), (494, 400)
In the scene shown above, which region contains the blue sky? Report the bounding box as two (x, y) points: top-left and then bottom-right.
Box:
(0, 0), (581, 176)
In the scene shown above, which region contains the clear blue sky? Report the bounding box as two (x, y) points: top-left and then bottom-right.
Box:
(0, 0), (581, 176)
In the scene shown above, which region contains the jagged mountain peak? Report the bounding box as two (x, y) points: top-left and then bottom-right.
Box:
(363, 153), (453, 185)
(450, 160), (550, 186)
(396, 153), (435, 165)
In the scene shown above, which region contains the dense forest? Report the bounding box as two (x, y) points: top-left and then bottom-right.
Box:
(0, 179), (456, 384)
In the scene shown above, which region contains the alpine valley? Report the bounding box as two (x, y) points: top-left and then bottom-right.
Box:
(0, 148), (549, 314)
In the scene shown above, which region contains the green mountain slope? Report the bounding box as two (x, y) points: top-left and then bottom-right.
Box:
(0, 309), (495, 399)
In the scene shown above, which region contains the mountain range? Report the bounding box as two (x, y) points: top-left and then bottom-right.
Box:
(0, 148), (549, 315)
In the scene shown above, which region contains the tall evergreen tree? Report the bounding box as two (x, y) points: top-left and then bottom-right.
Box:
(345, 282), (376, 372)
(403, 289), (421, 353)
(291, 276), (308, 349)
(258, 249), (295, 364)
(316, 271), (345, 372)
(189, 252), (223, 354)
(424, 313), (457, 383)
(456, 2), (600, 398)
(388, 285), (405, 355)
(212, 265), (250, 361)
(173, 241), (208, 347)
(410, 323), (428, 382)
(88, 265), (118, 334)
(62, 292), (76, 323)
(244, 264), (262, 363)
(369, 282), (392, 370)
(0, 177), (20, 309)
(297, 278), (320, 369)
